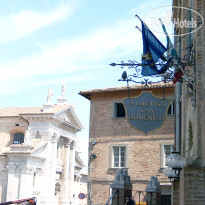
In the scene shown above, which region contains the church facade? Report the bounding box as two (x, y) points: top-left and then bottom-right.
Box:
(0, 87), (86, 205)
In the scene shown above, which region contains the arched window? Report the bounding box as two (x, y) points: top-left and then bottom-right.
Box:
(13, 132), (24, 144)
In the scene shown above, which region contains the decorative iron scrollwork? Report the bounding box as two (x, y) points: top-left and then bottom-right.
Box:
(110, 46), (196, 108)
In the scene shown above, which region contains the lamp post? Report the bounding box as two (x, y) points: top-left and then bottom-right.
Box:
(163, 152), (186, 181)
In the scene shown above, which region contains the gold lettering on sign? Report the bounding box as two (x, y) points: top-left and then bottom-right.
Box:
(156, 102), (161, 106)
(127, 96), (168, 123)
(140, 108), (155, 114)
(161, 102), (167, 106)
(130, 100), (167, 107)
(148, 116), (153, 121)
(128, 115), (164, 121)
(153, 116), (157, 120)
(128, 115), (134, 120)
(137, 115), (144, 120)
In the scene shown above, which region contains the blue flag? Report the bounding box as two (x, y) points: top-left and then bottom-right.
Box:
(159, 19), (178, 58)
(159, 19), (183, 83)
(141, 21), (167, 76)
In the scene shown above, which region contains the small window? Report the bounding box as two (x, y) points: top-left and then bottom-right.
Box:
(162, 145), (174, 167)
(13, 132), (24, 144)
(114, 103), (125, 117)
(112, 146), (126, 168)
(168, 101), (174, 115)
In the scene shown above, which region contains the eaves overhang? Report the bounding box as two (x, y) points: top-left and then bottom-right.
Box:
(79, 82), (174, 100)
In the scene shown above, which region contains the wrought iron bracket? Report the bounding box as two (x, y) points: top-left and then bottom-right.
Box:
(110, 48), (196, 108)
(168, 168), (182, 182)
(179, 48), (196, 108)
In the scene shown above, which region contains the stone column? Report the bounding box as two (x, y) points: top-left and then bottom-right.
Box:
(59, 139), (72, 205)
(6, 165), (16, 201)
(50, 133), (59, 197)
(145, 176), (161, 205)
(74, 173), (81, 205)
(110, 168), (132, 205)
(39, 131), (59, 205)
(68, 141), (76, 205)
(33, 169), (41, 198)
(19, 165), (35, 199)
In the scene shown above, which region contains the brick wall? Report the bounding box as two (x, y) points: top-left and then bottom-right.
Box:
(87, 86), (174, 204)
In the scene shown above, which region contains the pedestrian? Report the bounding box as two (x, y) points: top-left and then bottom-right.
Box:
(124, 196), (135, 205)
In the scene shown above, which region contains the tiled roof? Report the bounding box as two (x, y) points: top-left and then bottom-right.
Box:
(0, 104), (70, 117)
(79, 82), (174, 99)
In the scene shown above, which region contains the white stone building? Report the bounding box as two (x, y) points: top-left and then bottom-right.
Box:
(0, 88), (86, 205)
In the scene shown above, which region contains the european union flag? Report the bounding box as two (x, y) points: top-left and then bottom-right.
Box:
(141, 21), (167, 76)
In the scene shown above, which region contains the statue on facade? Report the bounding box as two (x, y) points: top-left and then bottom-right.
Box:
(47, 88), (53, 104)
(61, 84), (66, 98)
(57, 84), (67, 104)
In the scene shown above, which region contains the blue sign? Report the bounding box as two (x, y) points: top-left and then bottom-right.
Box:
(78, 193), (85, 199)
(123, 92), (171, 135)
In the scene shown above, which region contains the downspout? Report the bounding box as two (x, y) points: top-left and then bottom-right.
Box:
(175, 31), (182, 153)
(175, 81), (181, 153)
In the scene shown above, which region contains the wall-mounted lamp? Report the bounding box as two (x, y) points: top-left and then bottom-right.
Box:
(163, 152), (186, 181)
(90, 153), (97, 159)
(163, 167), (179, 181)
(91, 140), (96, 146)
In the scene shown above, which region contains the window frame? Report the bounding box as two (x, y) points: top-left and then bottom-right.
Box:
(112, 101), (126, 118)
(13, 132), (24, 144)
(161, 144), (174, 168)
(109, 145), (128, 168)
(167, 100), (175, 116)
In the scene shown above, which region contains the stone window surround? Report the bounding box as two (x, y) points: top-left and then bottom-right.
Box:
(9, 127), (26, 145)
(109, 144), (128, 169)
(167, 100), (175, 116)
(160, 143), (174, 168)
(112, 101), (126, 118)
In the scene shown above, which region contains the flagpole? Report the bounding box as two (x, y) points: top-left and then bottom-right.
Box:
(135, 26), (142, 32)
(135, 14), (142, 21)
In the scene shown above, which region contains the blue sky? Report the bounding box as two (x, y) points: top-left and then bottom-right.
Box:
(0, 0), (172, 169)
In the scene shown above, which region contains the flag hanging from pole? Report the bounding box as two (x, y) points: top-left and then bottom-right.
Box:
(141, 20), (167, 76)
(159, 19), (183, 83)
(159, 19), (178, 58)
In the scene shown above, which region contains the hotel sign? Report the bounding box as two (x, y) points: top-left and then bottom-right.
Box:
(123, 92), (171, 135)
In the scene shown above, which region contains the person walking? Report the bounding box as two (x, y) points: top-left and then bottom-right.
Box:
(124, 196), (135, 205)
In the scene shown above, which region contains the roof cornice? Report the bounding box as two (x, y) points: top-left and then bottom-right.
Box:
(79, 82), (174, 100)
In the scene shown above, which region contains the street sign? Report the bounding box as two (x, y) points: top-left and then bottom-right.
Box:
(123, 91), (171, 135)
(78, 193), (85, 200)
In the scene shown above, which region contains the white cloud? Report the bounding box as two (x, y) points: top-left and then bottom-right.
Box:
(0, 17), (142, 95)
(0, 6), (72, 44)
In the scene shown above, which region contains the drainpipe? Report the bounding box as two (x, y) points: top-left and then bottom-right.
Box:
(175, 81), (181, 153)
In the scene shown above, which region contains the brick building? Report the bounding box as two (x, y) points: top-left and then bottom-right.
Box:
(80, 82), (175, 205)
(170, 0), (205, 204)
